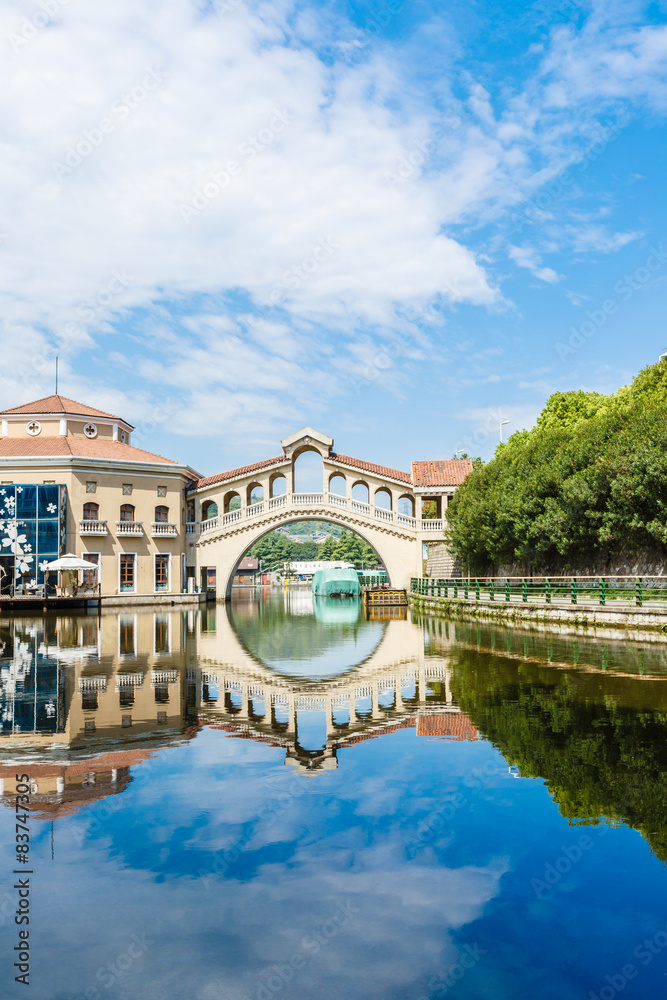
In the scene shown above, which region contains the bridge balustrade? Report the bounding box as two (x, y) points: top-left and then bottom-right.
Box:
(195, 490), (439, 537)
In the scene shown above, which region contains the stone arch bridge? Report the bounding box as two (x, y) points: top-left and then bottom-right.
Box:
(186, 428), (471, 597)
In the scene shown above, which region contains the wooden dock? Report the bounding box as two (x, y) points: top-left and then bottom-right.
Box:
(0, 594), (101, 611)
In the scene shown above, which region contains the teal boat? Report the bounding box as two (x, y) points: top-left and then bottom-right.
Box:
(312, 567), (361, 597)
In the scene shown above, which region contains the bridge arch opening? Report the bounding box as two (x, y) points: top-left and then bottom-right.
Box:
(223, 517), (387, 599)
(328, 473), (347, 497)
(374, 488), (392, 511)
(351, 480), (369, 504)
(270, 473), (287, 497)
(397, 494), (415, 517)
(247, 482), (264, 506)
(293, 448), (324, 493)
(224, 490), (241, 513)
(201, 499), (218, 520)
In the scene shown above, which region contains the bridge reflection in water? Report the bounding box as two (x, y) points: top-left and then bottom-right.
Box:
(3, 599), (667, 861)
(0, 598), (476, 818)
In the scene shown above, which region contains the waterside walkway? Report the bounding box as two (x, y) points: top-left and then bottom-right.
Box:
(410, 576), (667, 629)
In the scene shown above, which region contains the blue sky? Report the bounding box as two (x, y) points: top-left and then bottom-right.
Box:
(2, 0), (667, 475)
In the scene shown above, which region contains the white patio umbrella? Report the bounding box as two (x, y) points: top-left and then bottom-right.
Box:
(44, 553), (93, 571)
(43, 553), (97, 596)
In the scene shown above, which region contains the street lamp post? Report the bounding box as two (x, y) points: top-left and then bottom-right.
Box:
(499, 420), (510, 443)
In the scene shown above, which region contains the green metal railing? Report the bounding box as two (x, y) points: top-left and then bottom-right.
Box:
(410, 575), (664, 608)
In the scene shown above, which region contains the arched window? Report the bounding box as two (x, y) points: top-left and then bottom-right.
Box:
(202, 500), (218, 519)
(247, 483), (264, 506)
(83, 502), (99, 521)
(374, 488), (392, 511)
(270, 474), (287, 497)
(329, 474), (347, 497)
(293, 450), (323, 493)
(154, 505), (169, 522)
(397, 495), (415, 517)
(119, 504), (135, 522)
(351, 481), (370, 504)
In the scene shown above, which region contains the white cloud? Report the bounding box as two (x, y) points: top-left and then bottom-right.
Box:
(508, 245), (561, 283)
(1, 0), (666, 462)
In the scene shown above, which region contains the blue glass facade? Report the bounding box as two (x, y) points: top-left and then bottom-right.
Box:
(0, 483), (65, 595)
(0, 621), (66, 733)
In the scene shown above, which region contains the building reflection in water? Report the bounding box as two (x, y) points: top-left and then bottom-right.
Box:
(0, 598), (476, 816)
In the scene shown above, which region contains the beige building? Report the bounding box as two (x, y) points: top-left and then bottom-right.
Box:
(0, 394), (199, 601)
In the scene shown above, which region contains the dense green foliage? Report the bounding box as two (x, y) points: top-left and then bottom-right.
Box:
(247, 528), (380, 571)
(446, 361), (667, 572)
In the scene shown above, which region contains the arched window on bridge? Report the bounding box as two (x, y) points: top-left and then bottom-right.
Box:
(224, 491), (241, 513)
(351, 481), (369, 505)
(247, 483), (264, 506)
(397, 495), (415, 517)
(328, 474), (346, 497)
(202, 500), (218, 520)
(293, 450), (323, 494)
(374, 488), (392, 511)
(270, 474), (287, 497)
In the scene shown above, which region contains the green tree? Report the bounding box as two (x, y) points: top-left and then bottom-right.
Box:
(319, 536), (337, 560)
(446, 360), (667, 573)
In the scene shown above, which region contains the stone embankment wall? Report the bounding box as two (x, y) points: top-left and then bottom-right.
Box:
(425, 541), (460, 578)
(495, 548), (667, 578)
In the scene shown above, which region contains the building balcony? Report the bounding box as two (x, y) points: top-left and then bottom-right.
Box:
(116, 521), (144, 536)
(79, 519), (108, 535)
(151, 522), (178, 536)
(185, 522), (197, 534)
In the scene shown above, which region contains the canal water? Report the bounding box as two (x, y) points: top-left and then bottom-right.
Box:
(2, 590), (667, 1000)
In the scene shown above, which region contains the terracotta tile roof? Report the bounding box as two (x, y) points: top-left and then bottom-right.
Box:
(1, 394), (123, 420)
(238, 557), (259, 571)
(195, 456), (286, 489)
(417, 712), (478, 740)
(412, 459), (473, 487)
(330, 453), (412, 485)
(0, 436), (179, 465)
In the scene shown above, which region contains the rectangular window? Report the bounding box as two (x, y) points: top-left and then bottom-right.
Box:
(84, 719), (96, 733)
(82, 691), (98, 711)
(122, 484), (133, 495)
(86, 481), (97, 493)
(119, 555), (135, 593)
(155, 555), (169, 592)
(122, 716), (132, 728)
(82, 553), (100, 588)
(157, 485), (167, 497)
(157, 711), (167, 724)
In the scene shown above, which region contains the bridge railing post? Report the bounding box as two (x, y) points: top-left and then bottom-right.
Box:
(636, 577), (643, 607)
(505, 578), (510, 602)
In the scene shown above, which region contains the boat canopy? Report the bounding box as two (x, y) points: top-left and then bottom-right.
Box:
(312, 567), (361, 597)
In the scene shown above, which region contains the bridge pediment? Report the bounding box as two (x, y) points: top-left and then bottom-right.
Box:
(281, 427), (333, 459)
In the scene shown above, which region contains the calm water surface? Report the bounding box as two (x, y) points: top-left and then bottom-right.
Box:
(2, 590), (667, 999)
